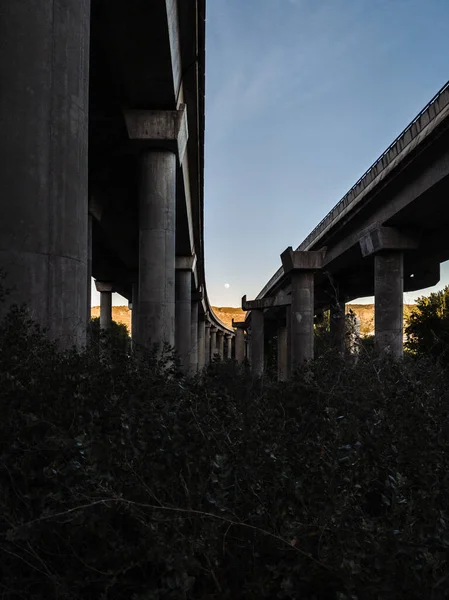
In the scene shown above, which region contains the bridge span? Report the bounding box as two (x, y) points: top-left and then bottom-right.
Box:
(0, 0), (233, 372)
(240, 81), (449, 378)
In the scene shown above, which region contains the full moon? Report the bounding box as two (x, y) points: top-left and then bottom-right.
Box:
(224, 283), (230, 289)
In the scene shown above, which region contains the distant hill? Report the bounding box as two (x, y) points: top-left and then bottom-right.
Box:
(91, 304), (416, 337)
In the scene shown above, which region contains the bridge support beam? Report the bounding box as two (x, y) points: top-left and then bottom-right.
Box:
(374, 252), (404, 357)
(277, 323), (288, 381)
(251, 310), (265, 377)
(281, 248), (324, 370)
(0, 0), (90, 348)
(95, 282), (114, 331)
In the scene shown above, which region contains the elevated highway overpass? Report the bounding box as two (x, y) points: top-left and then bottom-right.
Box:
(241, 80), (449, 377)
(0, 0), (233, 371)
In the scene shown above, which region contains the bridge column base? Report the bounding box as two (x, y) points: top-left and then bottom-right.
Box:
(205, 322), (212, 365)
(225, 334), (233, 359)
(210, 327), (218, 360)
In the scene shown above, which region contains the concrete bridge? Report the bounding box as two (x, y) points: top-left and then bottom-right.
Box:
(0, 0), (233, 372)
(240, 80), (449, 378)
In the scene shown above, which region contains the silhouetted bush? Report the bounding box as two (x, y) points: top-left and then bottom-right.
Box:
(406, 285), (449, 358)
(1, 297), (449, 599)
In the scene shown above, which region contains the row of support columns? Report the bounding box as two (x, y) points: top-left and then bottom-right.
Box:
(242, 228), (420, 379)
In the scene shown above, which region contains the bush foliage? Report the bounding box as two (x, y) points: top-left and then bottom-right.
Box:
(406, 285), (449, 358)
(1, 302), (449, 598)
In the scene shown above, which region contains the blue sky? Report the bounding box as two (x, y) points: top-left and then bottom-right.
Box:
(100, 0), (449, 308)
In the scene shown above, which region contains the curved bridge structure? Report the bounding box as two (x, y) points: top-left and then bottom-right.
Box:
(242, 81), (449, 377)
(0, 0), (233, 372)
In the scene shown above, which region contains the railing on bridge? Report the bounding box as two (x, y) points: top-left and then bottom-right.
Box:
(255, 79), (449, 301)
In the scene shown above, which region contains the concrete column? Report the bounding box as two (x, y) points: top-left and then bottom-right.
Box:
(235, 326), (246, 363)
(330, 299), (346, 355)
(375, 251), (404, 357)
(190, 300), (199, 373)
(131, 283), (139, 343)
(198, 316), (206, 370)
(277, 324), (288, 381)
(136, 151), (176, 351)
(175, 269), (191, 373)
(291, 271), (315, 368)
(217, 331), (224, 359)
(210, 327), (217, 358)
(205, 323), (212, 365)
(87, 215), (93, 327)
(95, 282), (114, 331)
(251, 310), (264, 377)
(0, 0), (90, 348)
(226, 334), (233, 359)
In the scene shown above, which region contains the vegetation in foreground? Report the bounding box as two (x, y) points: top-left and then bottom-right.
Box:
(0, 288), (449, 599)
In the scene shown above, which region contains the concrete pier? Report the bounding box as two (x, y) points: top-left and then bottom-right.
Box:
(190, 300), (199, 373)
(234, 323), (246, 363)
(375, 251), (404, 356)
(198, 315), (206, 370)
(226, 334), (233, 359)
(281, 249), (324, 370)
(0, 0), (90, 348)
(175, 268), (192, 373)
(251, 310), (264, 377)
(136, 151), (176, 350)
(95, 282), (114, 330)
(217, 331), (224, 360)
(205, 322), (211, 365)
(290, 271), (315, 367)
(131, 283), (139, 344)
(277, 324), (288, 381)
(330, 299), (346, 355)
(210, 327), (217, 359)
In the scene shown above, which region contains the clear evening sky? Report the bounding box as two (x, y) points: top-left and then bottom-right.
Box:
(97, 0), (449, 308)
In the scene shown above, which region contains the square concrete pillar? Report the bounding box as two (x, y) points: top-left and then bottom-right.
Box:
(0, 0), (91, 348)
(277, 324), (288, 381)
(190, 300), (199, 373)
(205, 322), (211, 365)
(136, 151), (176, 351)
(175, 268), (192, 373)
(217, 331), (224, 360)
(375, 251), (404, 357)
(210, 327), (217, 359)
(251, 310), (264, 377)
(225, 334), (233, 359)
(198, 315), (206, 370)
(95, 281), (114, 330)
(281, 248), (323, 370)
(233, 322), (246, 363)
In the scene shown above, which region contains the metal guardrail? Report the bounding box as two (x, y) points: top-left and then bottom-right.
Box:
(298, 79), (449, 251)
(254, 79), (449, 303)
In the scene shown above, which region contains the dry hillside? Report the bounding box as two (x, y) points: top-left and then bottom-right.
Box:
(91, 304), (416, 336)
